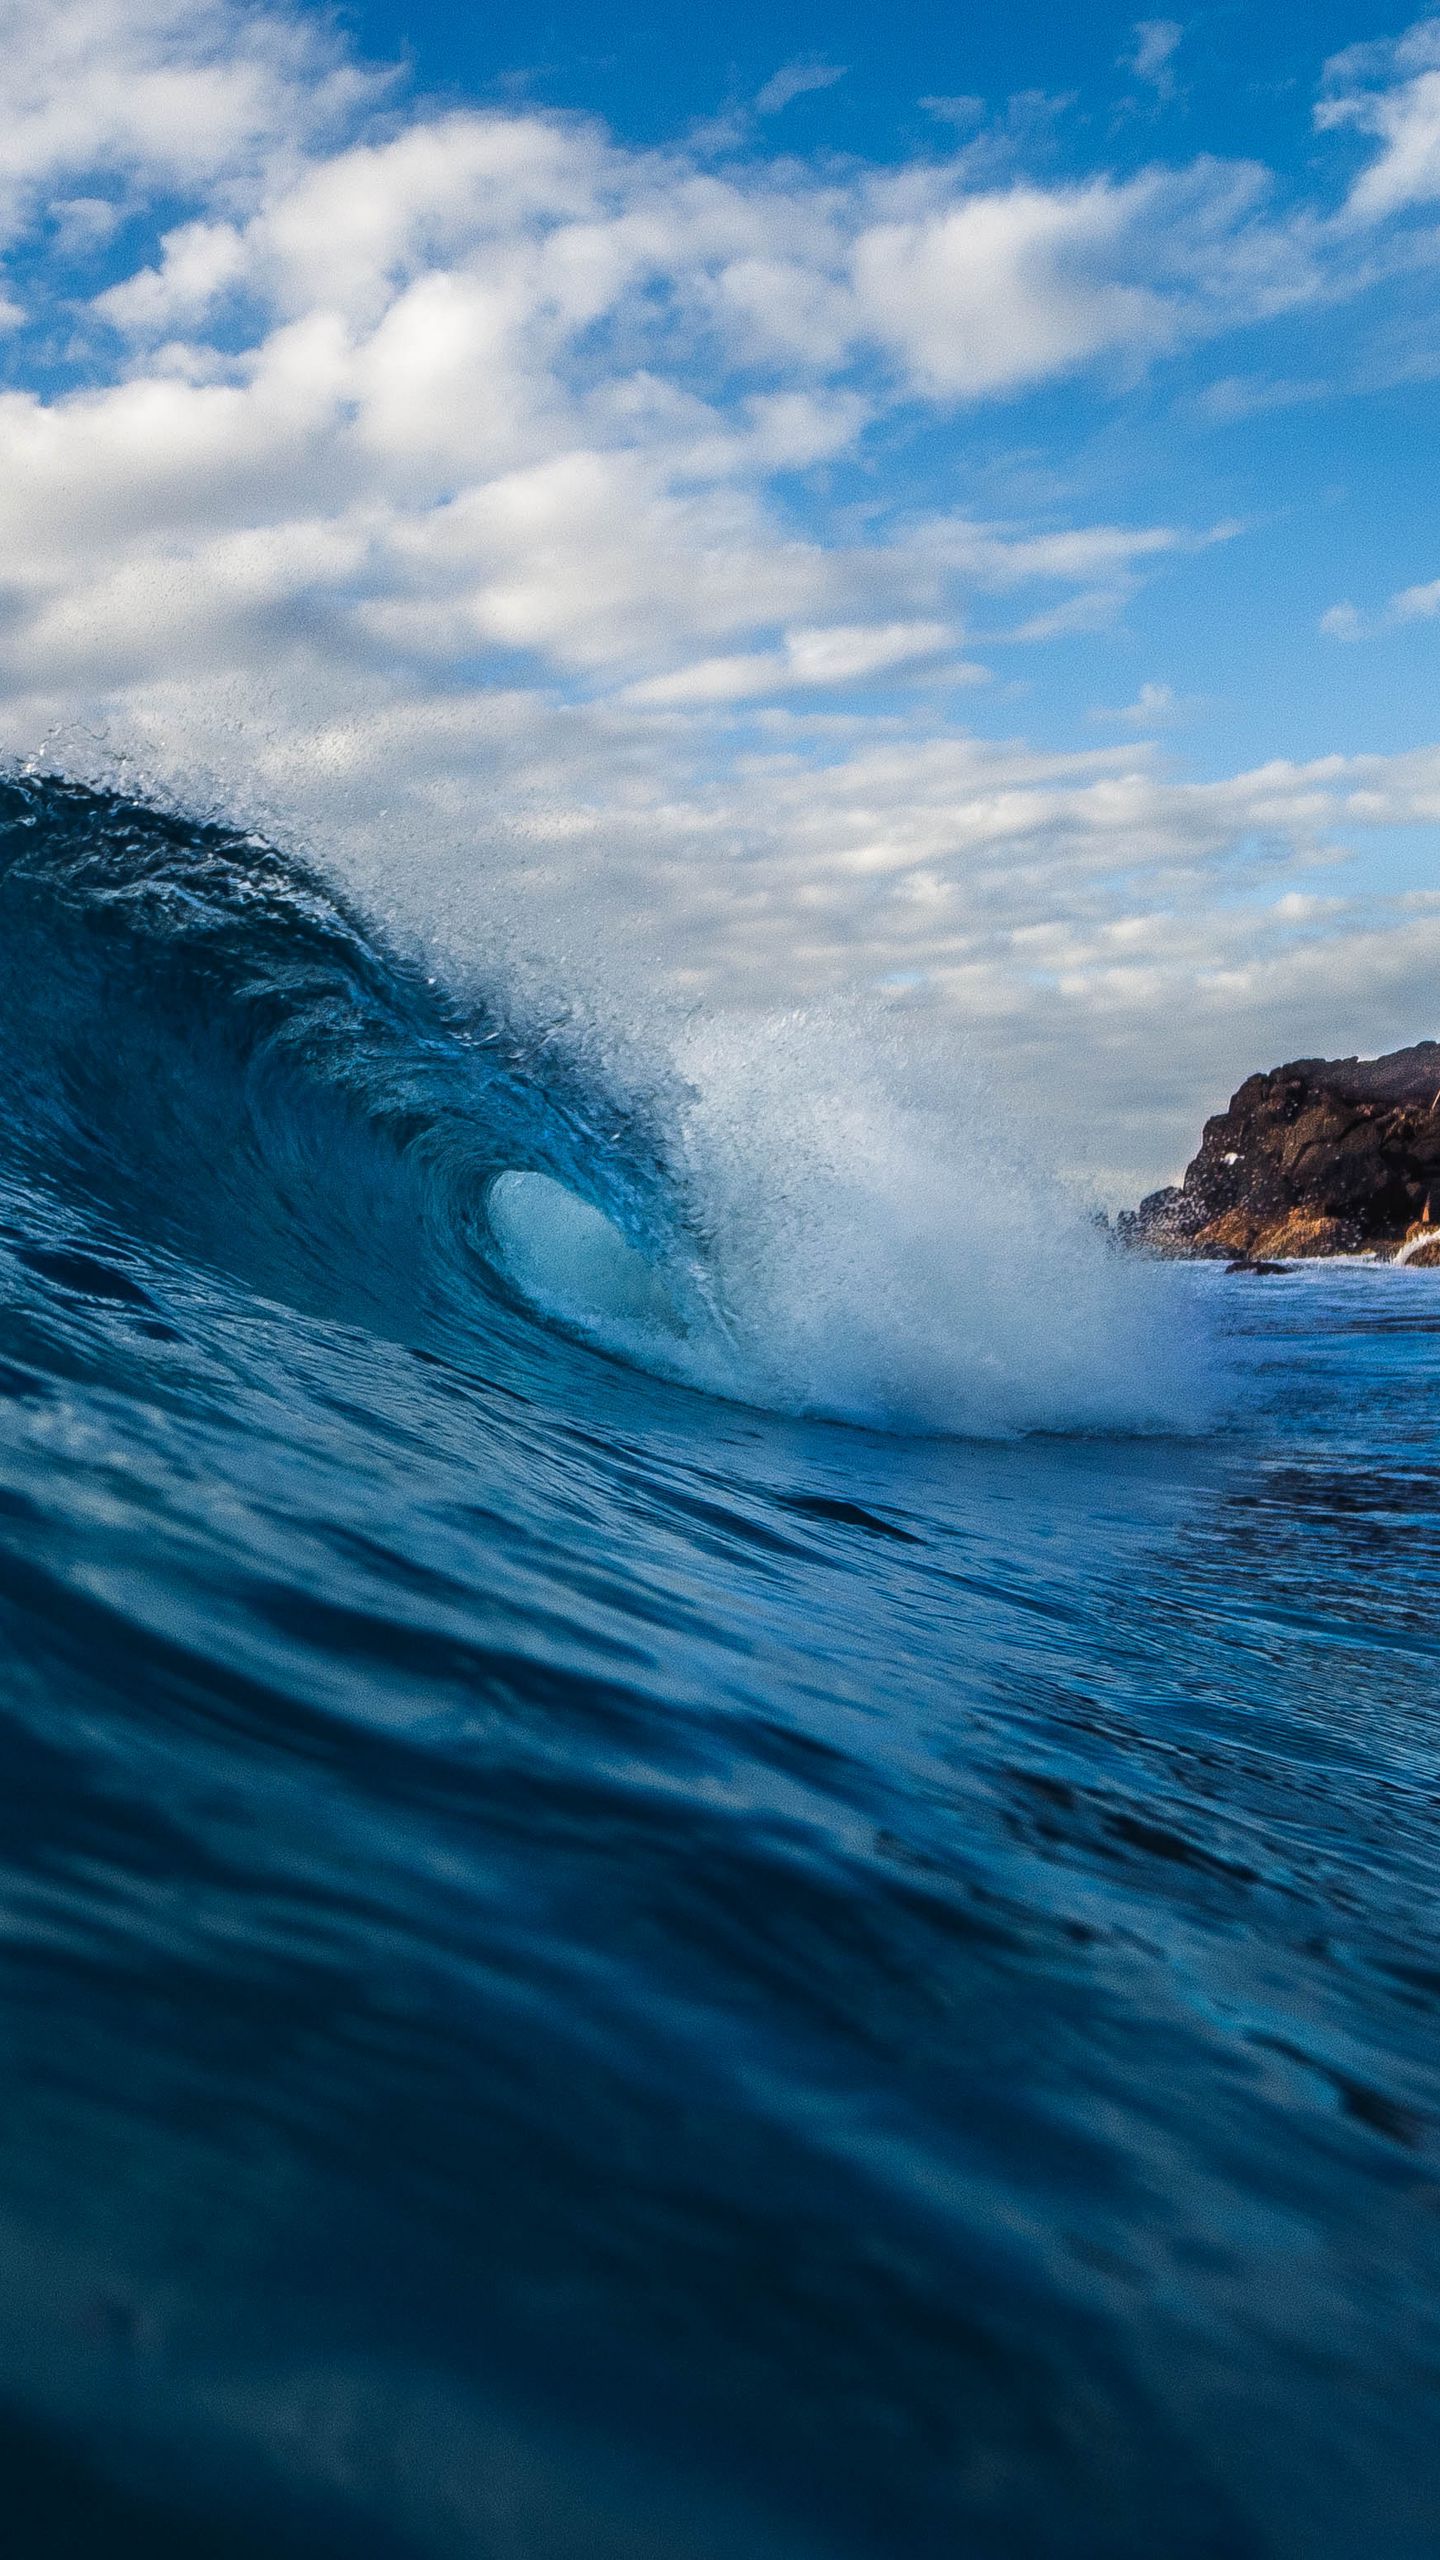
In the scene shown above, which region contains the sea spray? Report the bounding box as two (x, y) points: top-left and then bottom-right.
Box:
(488, 1001), (1209, 1437)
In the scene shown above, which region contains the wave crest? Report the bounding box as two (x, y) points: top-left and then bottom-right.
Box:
(0, 771), (1204, 1437)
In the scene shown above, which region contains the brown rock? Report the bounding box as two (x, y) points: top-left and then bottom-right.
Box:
(1252, 1213), (1361, 1259)
(1206, 1209), (1264, 1257)
(1122, 1040), (1440, 1258)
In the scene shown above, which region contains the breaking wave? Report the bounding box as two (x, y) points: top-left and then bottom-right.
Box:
(0, 770), (1199, 1439)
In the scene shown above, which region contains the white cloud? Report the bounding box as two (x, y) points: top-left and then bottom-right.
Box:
(851, 180), (1174, 396)
(95, 219), (249, 335)
(1091, 680), (1188, 725)
(0, 0), (376, 245)
(1394, 575), (1440, 620)
(754, 62), (847, 118)
(1322, 574), (1440, 638)
(0, 0), (1436, 1194)
(1123, 21), (1184, 100)
(919, 97), (985, 133)
(1192, 371), (1330, 423)
(621, 621), (966, 706)
(1319, 17), (1440, 220)
(50, 195), (124, 259)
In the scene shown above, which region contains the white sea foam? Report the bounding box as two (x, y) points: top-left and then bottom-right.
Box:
(489, 1004), (1208, 1439)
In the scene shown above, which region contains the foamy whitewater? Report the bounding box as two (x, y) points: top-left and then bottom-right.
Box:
(489, 1010), (1195, 1437)
(0, 773), (1435, 2560)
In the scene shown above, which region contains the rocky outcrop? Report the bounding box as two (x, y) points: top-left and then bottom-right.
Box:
(1122, 1040), (1440, 1259)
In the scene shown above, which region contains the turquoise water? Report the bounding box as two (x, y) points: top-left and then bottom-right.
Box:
(0, 777), (1436, 2558)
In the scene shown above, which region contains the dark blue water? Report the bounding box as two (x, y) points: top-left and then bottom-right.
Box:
(0, 775), (1436, 2559)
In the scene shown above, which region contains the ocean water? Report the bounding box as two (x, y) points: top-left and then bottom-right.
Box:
(0, 773), (1437, 2560)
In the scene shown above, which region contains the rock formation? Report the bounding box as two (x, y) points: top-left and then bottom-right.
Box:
(1122, 1040), (1440, 1259)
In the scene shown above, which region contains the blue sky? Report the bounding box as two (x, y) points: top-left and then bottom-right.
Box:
(344, 4), (1390, 164)
(3, 0), (1440, 1187)
(332, 0), (1440, 789)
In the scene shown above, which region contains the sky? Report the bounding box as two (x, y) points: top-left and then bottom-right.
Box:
(4, 1), (1440, 1190)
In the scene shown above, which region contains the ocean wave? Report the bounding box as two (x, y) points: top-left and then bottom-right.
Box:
(0, 771), (1434, 2560)
(0, 769), (1201, 1437)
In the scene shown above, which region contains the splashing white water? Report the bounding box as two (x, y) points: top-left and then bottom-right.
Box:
(489, 1006), (1207, 1439)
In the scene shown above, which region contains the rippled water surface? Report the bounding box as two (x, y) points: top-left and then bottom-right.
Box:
(0, 777), (1437, 2559)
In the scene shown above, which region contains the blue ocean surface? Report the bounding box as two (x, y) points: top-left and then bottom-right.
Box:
(0, 775), (1436, 2558)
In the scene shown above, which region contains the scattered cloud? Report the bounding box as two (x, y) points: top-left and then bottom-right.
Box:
(0, 0), (380, 251)
(754, 60), (847, 118)
(1322, 575), (1440, 638)
(1319, 17), (1440, 220)
(1122, 21), (1184, 102)
(0, 1), (1433, 1188)
(1091, 680), (1189, 725)
(621, 621), (966, 706)
(1192, 372), (1332, 423)
(919, 95), (985, 132)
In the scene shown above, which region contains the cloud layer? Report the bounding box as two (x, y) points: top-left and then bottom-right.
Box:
(4, 1), (1440, 1191)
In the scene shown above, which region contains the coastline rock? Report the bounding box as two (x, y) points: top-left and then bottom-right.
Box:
(1121, 1040), (1440, 1259)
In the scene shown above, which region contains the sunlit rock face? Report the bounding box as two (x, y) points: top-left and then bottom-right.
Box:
(1122, 1040), (1440, 1259)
